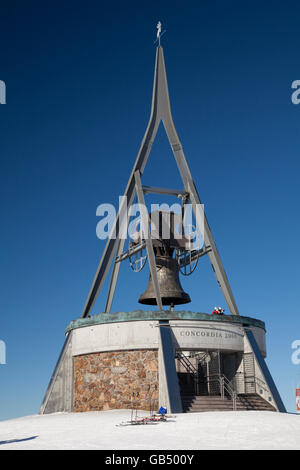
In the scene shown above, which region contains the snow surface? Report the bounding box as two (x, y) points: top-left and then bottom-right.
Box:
(0, 410), (299, 450)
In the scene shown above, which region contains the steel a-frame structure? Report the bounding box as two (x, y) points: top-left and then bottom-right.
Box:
(81, 45), (239, 318)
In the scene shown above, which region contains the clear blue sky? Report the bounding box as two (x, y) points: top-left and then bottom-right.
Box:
(0, 0), (300, 419)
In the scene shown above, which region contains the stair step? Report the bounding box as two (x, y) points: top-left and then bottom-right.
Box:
(181, 393), (276, 413)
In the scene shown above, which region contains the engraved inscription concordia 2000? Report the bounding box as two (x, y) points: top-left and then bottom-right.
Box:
(179, 329), (241, 339)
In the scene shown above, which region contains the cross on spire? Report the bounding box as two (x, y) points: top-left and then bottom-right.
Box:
(157, 21), (162, 45)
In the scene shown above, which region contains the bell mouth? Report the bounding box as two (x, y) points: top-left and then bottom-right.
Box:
(138, 249), (191, 307)
(138, 293), (191, 306)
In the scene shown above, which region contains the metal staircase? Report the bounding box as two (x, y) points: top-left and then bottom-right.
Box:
(176, 351), (276, 413)
(175, 351), (237, 409)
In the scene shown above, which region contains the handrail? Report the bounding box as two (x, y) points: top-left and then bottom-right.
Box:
(194, 352), (209, 363)
(244, 374), (269, 394)
(206, 374), (237, 410)
(175, 353), (237, 410)
(187, 351), (209, 362)
(175, 352), (203, 395)
(255, 376), (269, 393)
(223, 375), (237, 411)
(175, 352), (198, 375)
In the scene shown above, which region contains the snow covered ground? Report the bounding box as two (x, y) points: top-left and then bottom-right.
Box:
(0, 410), (299, 450)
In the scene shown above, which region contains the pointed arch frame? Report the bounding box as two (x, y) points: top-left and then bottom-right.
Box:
(81, 46), (239, 318)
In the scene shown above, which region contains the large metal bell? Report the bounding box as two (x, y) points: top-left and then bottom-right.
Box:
(138, 255), (191, 306)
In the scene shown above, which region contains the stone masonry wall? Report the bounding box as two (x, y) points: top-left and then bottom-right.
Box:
(74, 349), (159, 412)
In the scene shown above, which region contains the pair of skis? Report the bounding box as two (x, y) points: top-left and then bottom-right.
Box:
(116, 413), (176, 427)
(116, 385), (176, 427)
(116, 416), (159, 427)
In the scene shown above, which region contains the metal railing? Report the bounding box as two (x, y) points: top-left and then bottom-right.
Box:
(255, 376), (269, 393)
(175, 352), (237, 410)
(175, 352), (206, 396)
(205, 374), (237, 410)
(190, 351), (209, 363)
(175, 352), (198, 376)
(220, 375), (237, 411)
(244, 374), (269, 395)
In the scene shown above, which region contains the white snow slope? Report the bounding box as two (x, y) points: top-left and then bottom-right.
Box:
(0, 410), (299, 450)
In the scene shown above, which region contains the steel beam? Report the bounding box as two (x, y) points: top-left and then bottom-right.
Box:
(155, 46), (240, 315)
(135, 170), (163, 310)
(142, 185), (188, 197)
(81, 48), (162, 317)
